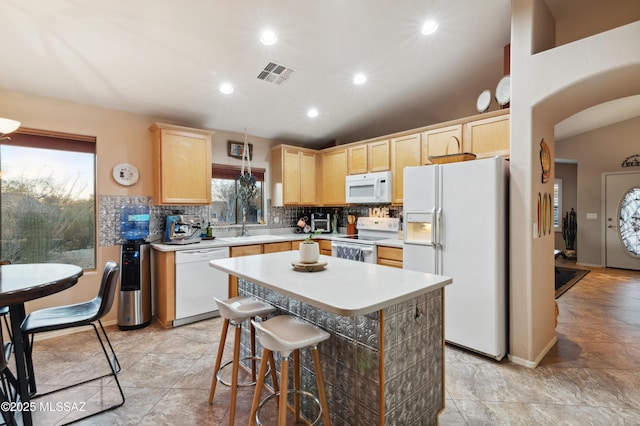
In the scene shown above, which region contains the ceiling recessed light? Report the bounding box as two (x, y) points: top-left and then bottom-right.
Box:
(353, 73), (367, 85)
(219, 82), (234, 94)
(421, 20), (439, 36)
(260, 29), (277, 45)
(307, 108), (319, 118)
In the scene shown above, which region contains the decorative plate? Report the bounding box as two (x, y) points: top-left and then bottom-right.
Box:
(112, 162), (140, 186)
(476, 89), (491, 113)
(495, 75), (511, 107)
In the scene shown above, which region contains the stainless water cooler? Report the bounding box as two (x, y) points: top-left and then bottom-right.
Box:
(118, 240), (152, 329)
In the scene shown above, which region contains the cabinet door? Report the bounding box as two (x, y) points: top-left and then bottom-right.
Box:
(348, 144), (368, 175)
(422, 125), (463, 165)
(299, 151), (317, 205)
(152, 249), (175, 327)
(230, 244), (263, 257)
(318, 239), (332, 255)
(369, 139), (390, 172)
(152, 125), (212, 205)
(283, 148), (301, 204)
(322, 149), (348, 205)
(264, 241), (292, 253)
(376, 246), (403, 268)
(229, 244), (263, 297)
(463, 114), (510, 158)
(391, 133), (421, 204)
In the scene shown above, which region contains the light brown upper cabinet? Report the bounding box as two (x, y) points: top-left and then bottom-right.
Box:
(347, 140), (390, 175)
(320, 148), (348, 205)
(391, 133), (421, 204)
(369, 140), (391, 172)
(463, 113), (510, 159)
(150, 123), (213, 205)
(271, 145), (317, 205)
(421, 124), (463, 165)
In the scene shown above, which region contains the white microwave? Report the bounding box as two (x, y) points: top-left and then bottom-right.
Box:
(345, 171), (392, 204)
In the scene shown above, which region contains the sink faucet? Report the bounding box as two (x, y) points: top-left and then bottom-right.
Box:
(241, 208), (248, 236)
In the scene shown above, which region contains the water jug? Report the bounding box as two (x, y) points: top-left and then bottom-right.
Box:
(121, 205), (150, 241)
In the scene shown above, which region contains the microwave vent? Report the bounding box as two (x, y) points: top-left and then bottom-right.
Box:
(257, 62), (295, 85)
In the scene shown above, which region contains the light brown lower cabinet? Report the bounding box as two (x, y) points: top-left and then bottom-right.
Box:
(377, 246), (403, 268)
(319, 240), (332, 256)
(291, 239), (331, 255)
(263, 241), (292, 253)
(229, 242), (295, 297)
(229, 244), (263, 297)
(152, 249), (176, 328)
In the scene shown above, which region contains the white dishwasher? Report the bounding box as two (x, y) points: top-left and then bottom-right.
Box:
(174, 246), (229, 326)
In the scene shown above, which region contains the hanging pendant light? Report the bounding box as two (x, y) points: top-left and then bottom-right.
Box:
(0, 118), (20, 140)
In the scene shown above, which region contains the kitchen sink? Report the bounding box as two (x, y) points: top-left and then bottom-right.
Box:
(218, 235), (287, 243)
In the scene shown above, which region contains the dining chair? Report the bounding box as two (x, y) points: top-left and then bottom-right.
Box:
(0, 329), (16, 425)
(21, 260), (125, 422)
(0, 261), (12, 344)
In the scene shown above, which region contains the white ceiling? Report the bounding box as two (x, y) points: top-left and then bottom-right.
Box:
(1, 0), (512, 147)
(1, 1), (635, 148)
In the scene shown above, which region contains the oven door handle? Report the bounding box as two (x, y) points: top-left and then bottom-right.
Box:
(331, 242), (375, 252)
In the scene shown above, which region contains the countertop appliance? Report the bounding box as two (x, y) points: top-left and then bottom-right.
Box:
(174, 246), (229, 326)
(163, 214), (203, 244)
(311, 213), (331, 233)
(346, 171), (392, 204)
(332, 217), (399, 263)
(118, 205), (151, 330)
(119, 240), (151, 329)
(402, 157), (508, 360)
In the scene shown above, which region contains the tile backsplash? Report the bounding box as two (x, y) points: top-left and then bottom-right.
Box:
(99, 195), (401, 246)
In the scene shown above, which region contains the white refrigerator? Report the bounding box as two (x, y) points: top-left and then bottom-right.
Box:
(402, 157), (508, 360)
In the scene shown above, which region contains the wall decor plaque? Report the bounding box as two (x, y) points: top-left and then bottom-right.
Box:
(540, 139), (550, 183)
(228, 141), (253, 160)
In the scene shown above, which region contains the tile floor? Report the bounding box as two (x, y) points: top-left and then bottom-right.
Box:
(12, 260), (640, 425)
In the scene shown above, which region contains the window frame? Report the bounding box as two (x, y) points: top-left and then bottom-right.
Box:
(0, 128), (97, 269)
(210, 164), (265, 225)
(554, 178), (562, 232)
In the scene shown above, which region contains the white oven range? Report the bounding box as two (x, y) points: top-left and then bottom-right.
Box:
(331, 217), (399, 263)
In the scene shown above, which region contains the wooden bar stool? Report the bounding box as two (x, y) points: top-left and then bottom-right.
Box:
(208, 296), (277, 425)
(249, 315), (331, 426)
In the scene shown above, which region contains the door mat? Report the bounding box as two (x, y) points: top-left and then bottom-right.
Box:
(555, 267), (590, 299)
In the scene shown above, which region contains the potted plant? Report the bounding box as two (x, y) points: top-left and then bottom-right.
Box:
(299, 232), (320, 264)
(236, 173), (257, 209)
(562, 208), (577, 259)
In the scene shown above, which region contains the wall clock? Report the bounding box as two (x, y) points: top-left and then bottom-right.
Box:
(112, 162), (139, 186)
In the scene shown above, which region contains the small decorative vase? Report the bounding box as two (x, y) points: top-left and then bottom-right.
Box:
(299, 242), (320, 264)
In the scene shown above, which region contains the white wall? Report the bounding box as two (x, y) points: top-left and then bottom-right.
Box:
(556, 116), (640, 266)
(509, 0), (640, 366)
(0, 89), (288, 322)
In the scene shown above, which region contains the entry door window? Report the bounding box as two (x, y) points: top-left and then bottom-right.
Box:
(619, 187), (640, 256)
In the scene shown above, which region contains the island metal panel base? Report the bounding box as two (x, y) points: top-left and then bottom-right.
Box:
(237, 278), (444, 425)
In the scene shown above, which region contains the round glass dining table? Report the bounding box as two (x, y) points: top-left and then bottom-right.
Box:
(0, 263), (83, 426)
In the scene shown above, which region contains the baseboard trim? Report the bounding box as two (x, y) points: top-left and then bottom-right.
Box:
(508, 335), (557, 368)
(576, 262), (602, 268)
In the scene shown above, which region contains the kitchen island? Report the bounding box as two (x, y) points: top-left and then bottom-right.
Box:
(210, 250), (451, 425)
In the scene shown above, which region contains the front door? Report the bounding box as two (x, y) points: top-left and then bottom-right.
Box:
(605, 172), (640, 270)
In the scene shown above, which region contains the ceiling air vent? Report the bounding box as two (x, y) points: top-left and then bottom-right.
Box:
(257, 62), (295, 85)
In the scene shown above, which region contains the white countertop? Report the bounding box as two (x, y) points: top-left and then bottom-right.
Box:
(376, 238), (404, 248)
(209, 250), (450, 316)
(151, 232), (404, 252)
